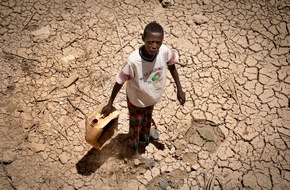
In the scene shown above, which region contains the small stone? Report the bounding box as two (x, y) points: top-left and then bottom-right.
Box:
(144, 159), (156, 169)
(59, 153), (70, 164)
(159, 178), (170, 190)
(175, 149), (182, 157)
(41, 152), (49, 160)
(31, 25), (51, 40)
(61, 54), (76, 64)
(134, 158), (141, 166)
(1, 150), (16, 164)
(131, 169), (136, 174)
(74, 146), (84, 152)
(28, 143), (46, 153)
(186, 166), (191, 173)
(191, 164), (200, 171)
(192, 14), (209, 25)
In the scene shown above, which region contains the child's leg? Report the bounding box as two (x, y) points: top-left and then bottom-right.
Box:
(127, 98), (142, 150)
(139, 105), (154, 145)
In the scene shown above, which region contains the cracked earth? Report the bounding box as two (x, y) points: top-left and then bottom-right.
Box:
(0, 0), (290, 189)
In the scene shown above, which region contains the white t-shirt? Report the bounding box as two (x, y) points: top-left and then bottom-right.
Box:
(116, 44), (179, 107)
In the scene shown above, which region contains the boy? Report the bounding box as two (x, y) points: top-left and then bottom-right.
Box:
(101, 21), (185, 157)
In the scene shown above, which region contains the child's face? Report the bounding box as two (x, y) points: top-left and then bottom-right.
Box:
(143, 31), (163, 56)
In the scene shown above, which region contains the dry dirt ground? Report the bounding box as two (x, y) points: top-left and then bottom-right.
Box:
(0, 0), (290, 189)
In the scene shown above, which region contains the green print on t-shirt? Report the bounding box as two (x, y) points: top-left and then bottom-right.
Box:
(151, 72), (161, 82)
(140, 67), (163, 81)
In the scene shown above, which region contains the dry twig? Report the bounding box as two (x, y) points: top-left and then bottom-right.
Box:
(229, 78), (243, 114)
(202, 77), (229, 96)
(77, 87), (100, 104)
(3, 50), (40, 63)
(67, 98), (86, 117)
(61, 27), (92, 50)
(45, 105), (70, 143)
(21, 12), (36, 32)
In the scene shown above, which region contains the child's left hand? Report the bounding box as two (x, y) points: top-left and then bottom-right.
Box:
(177, 90), (186, 105)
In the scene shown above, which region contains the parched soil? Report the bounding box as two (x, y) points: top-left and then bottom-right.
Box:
(0, 0), (289, 189)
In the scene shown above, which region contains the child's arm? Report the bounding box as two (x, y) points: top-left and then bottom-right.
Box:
(101, 82), (123, 116)
(168, 64), (186, 105)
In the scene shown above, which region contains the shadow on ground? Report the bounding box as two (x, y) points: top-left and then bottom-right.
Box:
(76, 133), (165, 176)
(76, 133), (132, 175)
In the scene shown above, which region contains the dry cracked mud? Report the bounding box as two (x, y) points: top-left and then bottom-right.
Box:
(0, 0), (289, 189)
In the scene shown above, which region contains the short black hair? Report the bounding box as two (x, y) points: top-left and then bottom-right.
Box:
(143, 21), (164, 38)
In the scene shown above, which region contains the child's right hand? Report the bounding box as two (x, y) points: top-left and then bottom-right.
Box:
(101, 104), (112, 117)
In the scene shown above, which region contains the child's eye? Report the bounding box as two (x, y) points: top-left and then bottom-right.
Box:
(148, 41), (162, 45)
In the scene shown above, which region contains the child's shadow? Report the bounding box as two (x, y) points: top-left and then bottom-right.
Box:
(76, 133), (165, 176)
(76, 133), (130, 176)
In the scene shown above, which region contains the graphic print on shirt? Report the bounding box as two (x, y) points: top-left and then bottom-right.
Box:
(139, 66), (164, 84)
(151, 72), (161, 82)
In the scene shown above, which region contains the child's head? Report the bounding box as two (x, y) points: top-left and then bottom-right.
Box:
(142, 21), (164, 56)
(143, 21), (164, 38)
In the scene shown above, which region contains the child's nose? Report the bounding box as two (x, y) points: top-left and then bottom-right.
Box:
(152, 42), (158, 49)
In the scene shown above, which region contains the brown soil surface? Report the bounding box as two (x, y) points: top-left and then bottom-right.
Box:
(0, 0), (289, 189)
